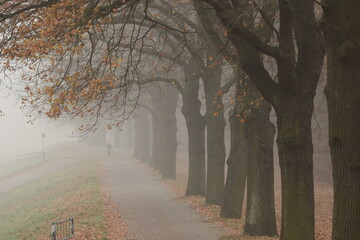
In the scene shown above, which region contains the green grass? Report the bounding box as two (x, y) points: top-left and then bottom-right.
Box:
(0, 158), (43, 179)
(0, 160), (107, 240)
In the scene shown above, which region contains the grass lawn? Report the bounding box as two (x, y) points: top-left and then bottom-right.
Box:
(0, 160), (108, 240)
(0, 158), (43, 180)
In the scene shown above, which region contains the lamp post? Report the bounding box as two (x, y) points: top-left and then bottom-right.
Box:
(41, 133), (46, 160)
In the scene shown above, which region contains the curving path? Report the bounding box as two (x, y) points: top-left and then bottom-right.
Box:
(103, 156), (225, 240)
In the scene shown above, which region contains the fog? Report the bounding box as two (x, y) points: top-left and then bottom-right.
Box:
(0, 94), (76, 163)
(1, 0), (356, 239)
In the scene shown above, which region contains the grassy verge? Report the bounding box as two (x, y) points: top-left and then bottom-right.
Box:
(0, 158), (44, 180)
(0, 160), (110, 240)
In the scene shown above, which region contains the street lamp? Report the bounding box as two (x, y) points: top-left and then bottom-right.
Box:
(41, 133), (46, 160)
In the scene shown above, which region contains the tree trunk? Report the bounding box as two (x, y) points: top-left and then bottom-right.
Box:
(133, 113), (142, 159)
(184, 115), (206, 195)
(126, 120), (134, 149)
(149, 85), (178, 178)
(199, 1), (324, 238)
(159, 86), (178, 179)
(161, 119), (177, 179)
(322, 3), (360, 238)
(203, 51), (226, 205)
(134, 108), (150, 163)
(150, 114), (161, 170)
(221, 83), (249, 218)
(277, 96), (315, 240)
(140, 110), (151, 163)
(326, 48), (360, 240)
(182, 60), (206, 196)
(244, 101), (277, 236)
(221, 75), (277, 236)
(228, 28), (320, 240)
(149, 97), (162, 171)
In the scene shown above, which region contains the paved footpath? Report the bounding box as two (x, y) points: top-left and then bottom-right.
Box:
(104, 157), (225, 240)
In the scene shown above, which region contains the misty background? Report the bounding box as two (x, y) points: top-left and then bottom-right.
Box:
(0, 92), (76, 163)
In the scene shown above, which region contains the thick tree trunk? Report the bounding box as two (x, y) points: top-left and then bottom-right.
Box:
(182, 61), (206, 196)
(161, 118), (177, 179)
(199, 1), (324, 238)
(184, 115), (206, 195)
(159, 87), (178, 179)
(277, 96), (315, 240)
(140, 111), (151, 164)
(148, 85), (178, 178)
(133, 108), (150, 163)
(227, 24), (321, 240)
(203, 51), (226, 205)
(322, 3), (360, 238)
(126, 120), (134, 149)
(244, 102), (277, 236)
(326, 53), (360, 240)
(133, 114), (142, 159)
(222, 76), (277, 235)
(326, 52), (360, 240)
(150, 113), (161, 170)
(220, 84), (249, 218)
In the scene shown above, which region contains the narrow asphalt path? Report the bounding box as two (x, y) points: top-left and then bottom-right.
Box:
(103, 156), (225, 240)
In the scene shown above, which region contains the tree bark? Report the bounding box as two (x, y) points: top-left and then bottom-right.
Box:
(149, 91), (162, 170)
(197, 1), (324, 238)
(221, 83), (249, 218)
(133, 113), (142, 159)
(182, 59), (206, 196)
(140, 110), (151, 163)
(276, 95), (315, 240)
(133, 108), (151, 163)
(126, 120), (134, 149)
(203, 51), (226, 205)
(150, 111), (161, 171)
(322, 2), (360, 239)
(184, 114), (206, 195)
(159, 86), (178, 179)
(148, 85), (178, 178)
(244, 101), (277, 236)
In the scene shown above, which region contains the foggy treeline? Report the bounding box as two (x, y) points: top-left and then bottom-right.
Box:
(0, 1), (359, 240)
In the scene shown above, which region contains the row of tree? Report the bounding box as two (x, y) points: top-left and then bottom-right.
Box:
(0, 0), (359, 239)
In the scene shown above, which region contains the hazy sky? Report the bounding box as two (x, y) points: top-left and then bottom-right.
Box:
(0, 93), (76, 162)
